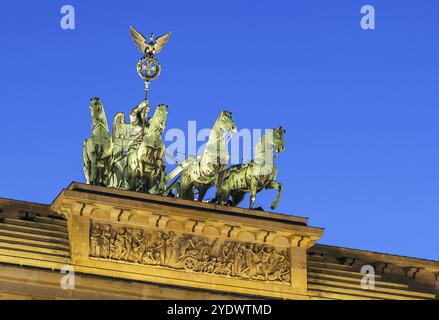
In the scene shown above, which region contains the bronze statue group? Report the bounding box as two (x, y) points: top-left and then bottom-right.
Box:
(83, 27), (285, 210)
(83, 96), (285, 210)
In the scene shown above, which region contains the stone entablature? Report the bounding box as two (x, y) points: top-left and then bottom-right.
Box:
(0, 191), (438, 299)
(51, 182), (323, 299)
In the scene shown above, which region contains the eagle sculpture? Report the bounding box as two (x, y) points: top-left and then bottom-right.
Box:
(130, 26), (171, 55)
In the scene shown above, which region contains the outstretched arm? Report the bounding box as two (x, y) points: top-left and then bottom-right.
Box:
(129, 100), (150, 126)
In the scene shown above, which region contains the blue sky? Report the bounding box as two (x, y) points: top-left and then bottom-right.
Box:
(0, 1), (438, 260)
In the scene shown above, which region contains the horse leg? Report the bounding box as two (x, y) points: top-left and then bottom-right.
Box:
(158, 162), (166, 193)
(197, 186), (208, 202)
(121, 162), (128, 189)
(82, 143), (91, 184)
(141, 161), (147, 193)
(94, 145), (103, 185)
(103, 156), (112, 186)
(128, 155), (140, 191)
(215, 169), (226, 199)
(145, 169), (153, 194)
(127, 170), (133, 190)
(138, 161), (146, 192)
(128, 168), (136, 191)
(179, 172), (194, 200)
(85, 146), (98, 186)
(230, 191), (245, 207)
(249, 179), (259, 209)
(96, 161), (101, 185)
(89, 157), (97, 185)
(266, 181), (283, 210)
(165, 181), (180, 197)
(111, 161), (124, 189)
(180, 183), (194, 200)
(216, 183), (229, 205)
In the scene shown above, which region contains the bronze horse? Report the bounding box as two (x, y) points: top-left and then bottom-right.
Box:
(83, 97), (113, 186)
(217, 127), (285, 210)
(177, 111), (237, 201)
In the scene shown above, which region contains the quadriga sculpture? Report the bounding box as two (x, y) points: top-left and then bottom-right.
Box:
(127, 104), (168, 193)
(83, 97), (113, 186)
(176, 111), (237, 201)
(217, 127), (285, 210)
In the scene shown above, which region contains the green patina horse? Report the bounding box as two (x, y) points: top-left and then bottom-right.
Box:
(82, 97), (113, 186)
(217, 127), (285, 210)
(176, 111), (237, 201)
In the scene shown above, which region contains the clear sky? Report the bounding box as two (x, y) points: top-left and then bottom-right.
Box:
(0, 1), (438, 260)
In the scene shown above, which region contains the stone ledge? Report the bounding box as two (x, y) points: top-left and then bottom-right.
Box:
(60, 182), (309, 226)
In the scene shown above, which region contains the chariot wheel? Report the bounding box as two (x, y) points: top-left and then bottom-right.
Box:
(183, 257), (197, 271)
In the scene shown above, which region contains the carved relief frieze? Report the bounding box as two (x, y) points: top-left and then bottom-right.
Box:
(89, 222), (291, 283)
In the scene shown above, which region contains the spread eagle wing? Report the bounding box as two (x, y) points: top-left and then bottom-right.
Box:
(154, 32), (171, 54)
(130, 26), (147, 52)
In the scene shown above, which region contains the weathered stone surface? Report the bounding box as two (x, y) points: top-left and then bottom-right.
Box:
(51, 183), (323, 299)
(0, 184), (438, 300)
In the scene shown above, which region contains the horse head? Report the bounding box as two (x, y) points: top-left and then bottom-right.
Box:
(272, 126), (286, 153)
(217, 110), (237, 136)
(89, 97), (109, 134)
(148, 104), (168, 134)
